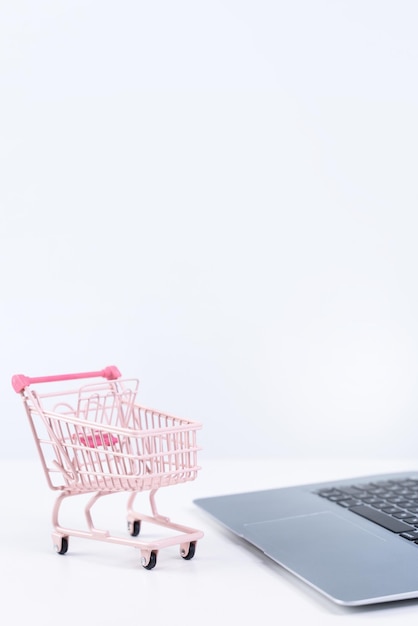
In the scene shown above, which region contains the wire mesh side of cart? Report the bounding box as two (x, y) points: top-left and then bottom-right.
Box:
(21, 379), (202, 494)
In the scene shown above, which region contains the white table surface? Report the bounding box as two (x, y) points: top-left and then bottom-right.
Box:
(3, 456), (418, 625)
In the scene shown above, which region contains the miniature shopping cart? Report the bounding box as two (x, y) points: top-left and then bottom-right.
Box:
(12, 366), (204, 569)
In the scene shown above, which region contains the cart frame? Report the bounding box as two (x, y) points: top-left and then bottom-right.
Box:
(12, 366), (204, 569)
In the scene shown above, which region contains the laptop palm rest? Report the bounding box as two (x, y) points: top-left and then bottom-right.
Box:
(242, 511), (418, 606)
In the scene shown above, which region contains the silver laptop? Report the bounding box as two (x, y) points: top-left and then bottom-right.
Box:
(194, 470), (418, 606)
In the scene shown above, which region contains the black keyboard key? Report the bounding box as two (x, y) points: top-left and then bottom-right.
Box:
(348, 504), (415, 533)
(367, 489), (393, 498)
(336, 498), (362, 508)
(396, 501), (416, 509)
(370, 501), (393, 510)
(392, 511), (412, 519)
(387, 496), (407, 504)
(317, 489), (342, 498)
(381, 506), (402, 514)
(362, 497), (385, 505)
(400, 530), (418, 541)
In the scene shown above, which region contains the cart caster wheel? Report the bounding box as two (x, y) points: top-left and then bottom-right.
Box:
(128, 520), (141, 537)
(141, 551), (157, 570)
(55, 536), (69, 555)
(181, 541), (196, 560)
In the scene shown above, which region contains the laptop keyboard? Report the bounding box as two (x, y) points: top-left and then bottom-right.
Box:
(316, 478), (418, 542)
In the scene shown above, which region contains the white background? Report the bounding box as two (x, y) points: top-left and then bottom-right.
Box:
(2, 0), (418, 461)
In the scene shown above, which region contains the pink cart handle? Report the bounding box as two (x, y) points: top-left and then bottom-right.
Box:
(11, 365), (122, 393)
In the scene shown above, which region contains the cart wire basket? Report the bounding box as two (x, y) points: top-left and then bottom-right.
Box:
(12, 366), (204, 569)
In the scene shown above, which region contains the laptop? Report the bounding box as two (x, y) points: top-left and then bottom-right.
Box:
(194, 470), (418, 606)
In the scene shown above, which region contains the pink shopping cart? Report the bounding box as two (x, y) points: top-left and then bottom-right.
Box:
(12, 366), (204, 569)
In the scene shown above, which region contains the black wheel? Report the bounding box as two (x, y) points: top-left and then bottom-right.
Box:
(55, 536), (69, 555)
(181, 541), (196, 560)
(128, 520), (141, 537)
(142, 551), (157, 570)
